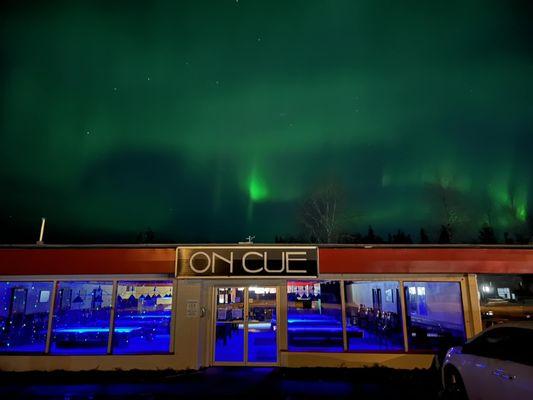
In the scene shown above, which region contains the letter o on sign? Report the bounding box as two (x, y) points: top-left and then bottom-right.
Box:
(189, 251), (211, 273)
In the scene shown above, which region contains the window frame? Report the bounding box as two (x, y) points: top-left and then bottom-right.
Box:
(0, 280), (55, 354)
(111, 279), (175, 355)
(0, 276), (176, 356)
(49, 279), (115, 355)
(402, 280), (468, 353)
(342, 280), (406, 353)
(286, 275), (469, 355)
(211, 285), (281, 366)
(286, 280), (345, 353)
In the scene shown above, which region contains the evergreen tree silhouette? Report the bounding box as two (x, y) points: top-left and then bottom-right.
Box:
(478, 224), (497, 244)
(438, 225), (451, 244)
(503, 232), (514, 244)
(419, 228), (430, 244)
(363, 226), (383, 244)
(391, 230), (413, 244)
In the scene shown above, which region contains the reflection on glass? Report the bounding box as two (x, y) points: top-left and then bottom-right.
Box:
(477, 274), (533, 329)
(404, 281), (466, 351)
(51, 281), (113, 354)
(248, 287), (277, 362)
(287, 281), (343, 352)
(215, 287), (244, 362)
(112, 281), (172, 354)
(344, 281), (404, 351)
(0, 281), (53, 353)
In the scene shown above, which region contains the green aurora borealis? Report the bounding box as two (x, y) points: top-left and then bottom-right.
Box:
(1, 0), (533, 243)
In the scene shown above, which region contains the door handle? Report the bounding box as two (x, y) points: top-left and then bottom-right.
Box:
(492, 369), (516, 381)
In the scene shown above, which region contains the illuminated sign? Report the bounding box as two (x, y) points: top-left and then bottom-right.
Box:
(176, 246), (318, 278)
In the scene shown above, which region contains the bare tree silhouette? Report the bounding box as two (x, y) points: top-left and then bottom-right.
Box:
(300, 184), (346, 243)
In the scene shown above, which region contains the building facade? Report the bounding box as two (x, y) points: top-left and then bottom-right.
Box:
(0, 244), (531, 371)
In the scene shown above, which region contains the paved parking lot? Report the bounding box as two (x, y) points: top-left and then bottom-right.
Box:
(0, 366), (443, 399)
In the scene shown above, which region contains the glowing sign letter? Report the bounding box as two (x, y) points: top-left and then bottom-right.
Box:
(212, 251), (234, 274)
(264, 251), (284, 273)
(285, 251), (307, 274)
(189, 251), (211, 274)
(242, 251), (264, 273)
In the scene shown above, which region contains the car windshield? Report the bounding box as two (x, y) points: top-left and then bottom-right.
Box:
(465, 326), (533, 366)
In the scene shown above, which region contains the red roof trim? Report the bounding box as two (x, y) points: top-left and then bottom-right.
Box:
(319, 248), (533, 274)
(0, 247), (532, 276)
(0, 248), (175, 276)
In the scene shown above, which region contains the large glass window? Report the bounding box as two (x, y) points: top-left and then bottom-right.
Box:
(344, 281), (404, 351)
(404, 281), (466, 352)
(0, 281), (53, 353)
(51, 281), (113, 354)
(112, 281), (173, 354)
(477, 274), (533, 329)
(287, 281), (343, 352)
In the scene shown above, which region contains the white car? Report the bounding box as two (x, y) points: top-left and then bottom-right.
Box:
(442, 321), (533, 400)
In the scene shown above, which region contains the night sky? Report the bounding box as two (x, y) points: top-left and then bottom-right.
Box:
(1, 0), (532, 243)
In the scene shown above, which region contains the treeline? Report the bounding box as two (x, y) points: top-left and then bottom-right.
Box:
(275, 224), (533, 245)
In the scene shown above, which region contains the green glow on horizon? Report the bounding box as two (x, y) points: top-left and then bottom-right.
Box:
(249, 170), (269, 202)
(517, 206), (527, 222)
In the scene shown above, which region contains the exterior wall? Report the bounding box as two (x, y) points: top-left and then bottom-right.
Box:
(2, 245), (529, 372)
(280, 352), (435, 369)
(173, 279), (207, 370)
(0, 352), (182, 372)
(464, 274), (483, 336)
(0, 273), (482, 371)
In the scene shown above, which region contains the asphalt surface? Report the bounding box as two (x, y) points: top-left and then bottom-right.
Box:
(0, 366), (443, 399)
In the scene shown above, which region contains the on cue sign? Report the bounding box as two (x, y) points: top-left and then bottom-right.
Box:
(176, 246), (318, 278)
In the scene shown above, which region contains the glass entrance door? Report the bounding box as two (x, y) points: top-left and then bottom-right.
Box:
(213, 286), (278, 365)
(214, 287), (245, 362)
(247, 287), (277, 363)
